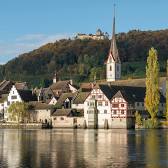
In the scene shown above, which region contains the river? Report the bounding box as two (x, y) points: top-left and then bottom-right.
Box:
(0, 129), (167, 168)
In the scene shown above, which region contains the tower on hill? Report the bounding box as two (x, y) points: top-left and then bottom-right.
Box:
(105, 5), (121, 82)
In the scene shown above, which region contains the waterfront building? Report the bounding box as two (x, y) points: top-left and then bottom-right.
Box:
(51, 109), (84, 128)
(84, 84), (166, 128)
(3, 85), (37, 121)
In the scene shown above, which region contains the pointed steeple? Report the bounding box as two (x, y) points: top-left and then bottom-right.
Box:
(109, 4), (120, 63)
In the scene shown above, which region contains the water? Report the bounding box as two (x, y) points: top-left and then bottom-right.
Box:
(0, 129), (167, 168)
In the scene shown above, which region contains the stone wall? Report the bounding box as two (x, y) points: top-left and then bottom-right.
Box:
(52, 116), (85, 128)
(0, 123), (42, 129)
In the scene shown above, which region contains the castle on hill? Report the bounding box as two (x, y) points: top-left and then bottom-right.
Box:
(75, 29), (109, 40)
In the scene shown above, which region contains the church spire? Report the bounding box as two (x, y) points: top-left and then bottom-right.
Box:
(109, 4), (120, 63)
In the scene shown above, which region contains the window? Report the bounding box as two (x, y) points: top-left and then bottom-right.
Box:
(98, 95), (102, 99)
(90, 102), (94, 107)
(104, 110), (107, 114)
(110, 66), (112, 71)
(60, 117), (64, 120)
(121, 104), (124, 107)
(87, 102), (89, 106)
(54, 117), (57, 120)
(137, 102), (139, 106)
(113, 110), (117, 114)
(121, 110), (125, 115)
(92, 95), (95, 99)
(105, 101), (108, 106)
(112, 104), (119, 108)
(98, 101), (102, 106)
(117, 65), (119, 72)
(11, 95), (17, 99)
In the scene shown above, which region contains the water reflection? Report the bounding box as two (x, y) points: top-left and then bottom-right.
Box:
(0, 129), (167, 168)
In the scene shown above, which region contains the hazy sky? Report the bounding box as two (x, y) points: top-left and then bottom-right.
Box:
(0, 0), (167, 64)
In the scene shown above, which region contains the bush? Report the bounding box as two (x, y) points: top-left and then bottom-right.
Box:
(135, 111), (142, 126)
(143, 119), (160, 128)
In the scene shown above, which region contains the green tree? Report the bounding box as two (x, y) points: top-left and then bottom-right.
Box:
(145, 47), (160, 121)
(166, 60), (168, 120)
(8, 102), (28, 123)
(135, 111), (142, 126)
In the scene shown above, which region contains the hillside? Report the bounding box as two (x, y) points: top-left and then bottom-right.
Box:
(0, 29), (167, 87)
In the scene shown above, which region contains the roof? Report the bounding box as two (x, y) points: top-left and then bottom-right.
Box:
(18, 90), (37, 102)
(0, 80), (14, 92)
(98, 84), (166, 103)
(52, 109), (84, 117)
(80, 82), (94, 92)
(73, 92), (90, 104)
(98, 77), (166, 88)
(29, 101), (53, 110)
(50, 80), (71, 91)
(15, 82), (28, 90)
(56, 93), (75, 106)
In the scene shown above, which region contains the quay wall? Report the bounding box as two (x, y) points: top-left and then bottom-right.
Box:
(0, 123), (42, 129)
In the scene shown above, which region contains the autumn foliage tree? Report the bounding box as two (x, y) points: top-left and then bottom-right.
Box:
(166, 60), (168, 120)
(145, 47), (160, 121)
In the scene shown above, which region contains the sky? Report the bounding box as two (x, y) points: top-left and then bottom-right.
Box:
(0, 0), (168, 64)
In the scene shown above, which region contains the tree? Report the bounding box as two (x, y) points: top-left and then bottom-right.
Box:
(135, 111), (142, 126)
(145, 47), (160, 121)
(166, 60), (168, 120)
(8, 102), (28, 123)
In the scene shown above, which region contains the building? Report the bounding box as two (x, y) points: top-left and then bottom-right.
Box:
(84, 84), (166, 129)
(3, 85), (37, 121)
(72, 92), (90, 110)
(28, 101), (54, 123)
(55, 93), (75, 109)
(51, 109), (84, 128)
(105, 11), (121, 82)
(75, 29), (109, 40)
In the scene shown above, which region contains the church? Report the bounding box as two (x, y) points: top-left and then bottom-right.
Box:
(83, 9), (166, 129)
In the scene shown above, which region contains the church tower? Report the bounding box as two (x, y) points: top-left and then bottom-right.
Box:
(53, 71), (57, 84)
(105, 6), (121, 82)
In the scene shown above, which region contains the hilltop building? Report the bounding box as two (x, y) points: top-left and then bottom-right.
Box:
(75, 29), (109, 40)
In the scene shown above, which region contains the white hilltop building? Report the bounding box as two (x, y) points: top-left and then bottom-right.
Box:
(75, 29), (109, 40)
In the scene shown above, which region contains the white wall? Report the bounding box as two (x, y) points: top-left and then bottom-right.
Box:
(4, 85), (22, 121)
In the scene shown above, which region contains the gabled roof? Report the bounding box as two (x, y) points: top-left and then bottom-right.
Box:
(50, 80), (71, 91)
(80, 82), (95, 92)
(29, 101), (53, 110)
(15, 82), (28, 90)
(73, 92), (90, 104)
(0, 80), (14, 92)
(56, 93), (75, 106)
(98, 84), (166, 103)
(112, 90), (134, 103)
(18, 90), (37, 102)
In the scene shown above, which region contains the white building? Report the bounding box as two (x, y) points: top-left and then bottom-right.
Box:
(83, 84), (166, 129)
(105, 11), (121, 82)
(3, 85), (37, 121)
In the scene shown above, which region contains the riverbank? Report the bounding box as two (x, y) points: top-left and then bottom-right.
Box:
(0, 123), (42, 129)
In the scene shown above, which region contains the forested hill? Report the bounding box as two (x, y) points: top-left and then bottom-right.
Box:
(0, 29), (168, 87)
